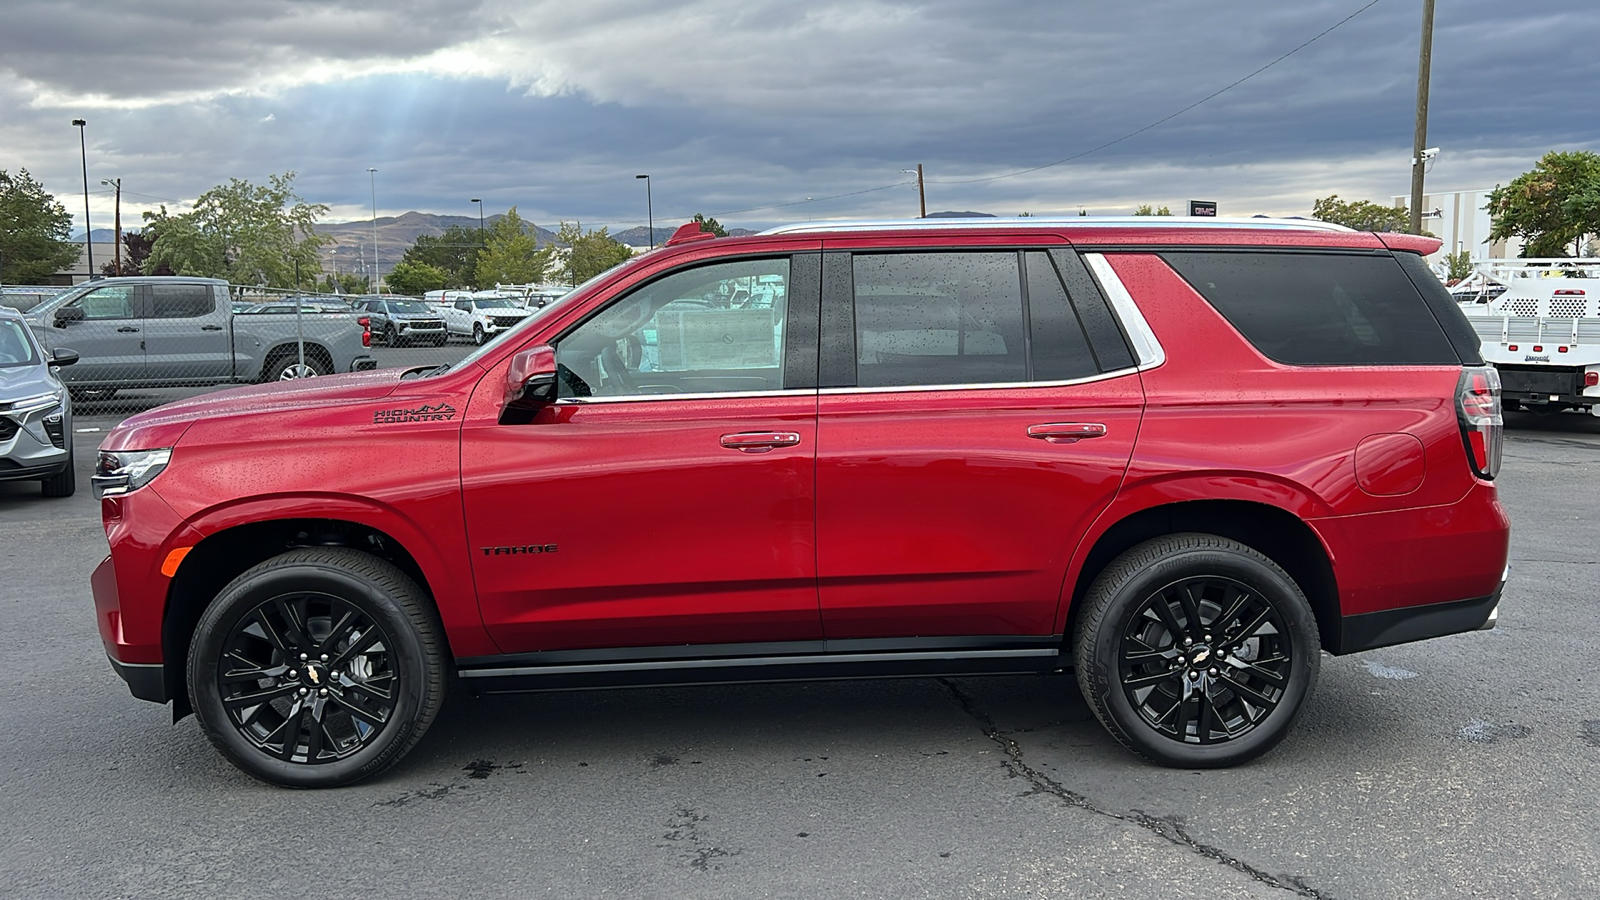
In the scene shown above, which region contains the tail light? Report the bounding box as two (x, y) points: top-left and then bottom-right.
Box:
(358, 316), (371, 347)
(1586, 371), (1599, 388)
(1457, 366), (1502, 480)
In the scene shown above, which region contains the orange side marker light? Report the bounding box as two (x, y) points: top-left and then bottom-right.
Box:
(161, 547), (193, 578)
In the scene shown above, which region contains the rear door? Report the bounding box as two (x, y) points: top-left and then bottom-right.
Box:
(815, 246), (1144, 640)
(142, 282), (231, 381)
(461, 250), (826, 652)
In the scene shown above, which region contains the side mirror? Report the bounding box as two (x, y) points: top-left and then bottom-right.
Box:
(504, 344), (558, 413)
(53, 307), (85, 327)
(50, 347), (80, 367)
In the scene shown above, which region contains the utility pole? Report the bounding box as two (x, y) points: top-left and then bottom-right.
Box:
(915, 164), (926, 218)
(1409, 0), (1436, 236)
(102, 178), (122, 275)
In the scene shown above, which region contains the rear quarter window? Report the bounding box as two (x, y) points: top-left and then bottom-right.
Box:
(1161, 251), (1463, 365)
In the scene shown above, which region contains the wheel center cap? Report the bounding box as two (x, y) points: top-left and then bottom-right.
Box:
(1191, 647), (1211, 665)
(303, 663), (327, 686)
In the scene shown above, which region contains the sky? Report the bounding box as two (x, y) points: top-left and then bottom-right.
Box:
(4, 0), (1599, 236)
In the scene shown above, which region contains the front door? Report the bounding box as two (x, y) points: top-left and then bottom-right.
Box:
(815, 248), (1144, 639)
(47, 283), (145, 387)
(461, 253), (824, 653)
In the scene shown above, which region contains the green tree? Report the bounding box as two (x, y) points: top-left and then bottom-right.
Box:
(320, 273), (368, 294)
(143, 171), (329, 287)
(0, 168), (79, 282)
(385, 259), (449, 295)
(399, 224), (482, 288)
(1486, 151), (1600, 258)
(1133, 204), (1172, 216)
(476, 207), (555, 287)
(1311, 195), (1411, 232)
(556, 221), (634, 285)
(1444, 250), (1474, 283)
(691, 213), (728, 237)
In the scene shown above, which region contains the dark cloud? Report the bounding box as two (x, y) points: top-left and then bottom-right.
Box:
(7, 0), (1599, 233)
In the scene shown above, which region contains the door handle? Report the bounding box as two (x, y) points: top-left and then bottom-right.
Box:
(201, 324), (224, 331)
(720, 431), (802, 453)
(1027, 423), (1107, 444)
(117, 326), (140, 333)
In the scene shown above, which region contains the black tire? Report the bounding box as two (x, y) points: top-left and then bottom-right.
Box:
(432, 336), (448, 347)
(187, 548), (447, 788)
(1074, 533), (1319, 768)
(40, 445), (75, 498)
(263, 353), (331, 382)
(472, 324), (486, 346)
(383, 325), (399, 347)
(67, 387), (117, 403)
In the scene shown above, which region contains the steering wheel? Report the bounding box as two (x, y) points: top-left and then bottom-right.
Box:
(598, 337), (639, 394)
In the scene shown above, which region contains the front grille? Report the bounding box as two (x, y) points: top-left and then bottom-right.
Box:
(490, 316), (521, 328)
(0, 418), (17, 442)
(43, 414), (66, 449)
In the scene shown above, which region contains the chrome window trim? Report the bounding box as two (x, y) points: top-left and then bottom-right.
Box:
(1082, 253), (1165, 371)
(819, 367), (1136, 395)
(557, 388), (816, 405)
(761, 216), (1354, 236)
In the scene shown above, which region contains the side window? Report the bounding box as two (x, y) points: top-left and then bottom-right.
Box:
(68, 285), (138, 320)
(456, 301), (471, 311)
(556, 258), (790, 398)
(1024, 252), (1099, 381)
(851, 252), (1026, 388)
(148, 284), (216, 319)
(1162, 252), (1461, 365)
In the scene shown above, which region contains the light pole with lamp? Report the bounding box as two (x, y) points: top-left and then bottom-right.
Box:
(901, 165), (926, 218)
(471, 197), (484, 240)
(367, 167), (380, 293)
(100, 178), (122, 275)
(72, 119), (93, 277)
(636, 174), (653, 249)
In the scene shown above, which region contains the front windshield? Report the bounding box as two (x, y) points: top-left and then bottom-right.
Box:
(0, 319), (41, 367)
(391, 301), (431, 314)
(475, 298), (518, 309)
(426, 258), (639, 376)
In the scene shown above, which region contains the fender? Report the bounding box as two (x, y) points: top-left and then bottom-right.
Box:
(172, 491), (498, 657)
(1052, 469), (1338, 635)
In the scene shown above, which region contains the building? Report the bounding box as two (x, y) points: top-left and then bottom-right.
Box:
(1390, 188), (1521, 266)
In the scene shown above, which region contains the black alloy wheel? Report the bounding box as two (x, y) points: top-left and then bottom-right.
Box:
(384, 324), (399, 347)
(472, 323), (486, 346)
(1074, 533), (1319, 768)
(188, 548), (445, 787)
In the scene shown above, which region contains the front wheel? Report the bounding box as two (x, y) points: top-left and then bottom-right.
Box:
(383, 325), (399, 347)
(1074, 533), (1319, 768)
(41, 445), (75, 497)
(187, 548), (447, 787)
(472, 324), (486, 346)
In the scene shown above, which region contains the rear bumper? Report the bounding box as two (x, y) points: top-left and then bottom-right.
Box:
(350, 356), (377, 372)
(1337, 565), (1506, 654)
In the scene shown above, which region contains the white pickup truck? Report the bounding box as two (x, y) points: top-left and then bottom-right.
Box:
(1459, 258), (1600, 415)
(440, 295), (536, 345)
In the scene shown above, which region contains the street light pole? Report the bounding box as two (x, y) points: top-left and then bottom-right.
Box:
(101, 178), (122, 275)
(901, 166), (927, 218)
(471, 197), (484, 240)
(72, 119), (93, 278)
(636, 174), (653, 249)
(1409, 0), (1436, 236)
(367, 167), (380, 292)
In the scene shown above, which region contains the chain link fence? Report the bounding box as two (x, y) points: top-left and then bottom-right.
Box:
(6, 280), (488, 418)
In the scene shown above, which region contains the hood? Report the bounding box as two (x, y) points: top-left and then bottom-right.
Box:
(101, 368), (407, 452)
(0, 362), (61, 402)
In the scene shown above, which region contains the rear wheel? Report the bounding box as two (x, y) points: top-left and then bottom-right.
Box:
(264, 353), (331, 381)
(1074, 533), (1319, 768)
(187, 548), (446, 787)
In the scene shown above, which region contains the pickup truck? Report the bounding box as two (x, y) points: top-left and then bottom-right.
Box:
(440, 296), (536, 345)
(25, 276), (375, 400)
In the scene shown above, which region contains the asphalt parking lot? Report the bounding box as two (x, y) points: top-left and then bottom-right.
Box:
(1, 379), (1596, 898)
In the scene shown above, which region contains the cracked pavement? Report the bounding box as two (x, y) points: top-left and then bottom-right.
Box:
(0, 409), (1596, 898)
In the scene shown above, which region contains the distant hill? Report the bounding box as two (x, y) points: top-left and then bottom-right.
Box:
(925, 211), (996, 218)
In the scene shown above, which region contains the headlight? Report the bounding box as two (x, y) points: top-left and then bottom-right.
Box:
(2, 390), (64, 416)
(92, 448), (173, 499)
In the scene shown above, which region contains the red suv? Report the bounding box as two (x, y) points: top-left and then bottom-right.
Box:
(90, 218), (1509, 786)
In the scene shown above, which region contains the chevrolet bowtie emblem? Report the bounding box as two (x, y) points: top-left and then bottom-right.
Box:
(306, 667), (321, 685)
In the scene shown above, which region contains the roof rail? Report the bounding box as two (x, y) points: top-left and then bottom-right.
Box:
(759, 216), (1355, 236)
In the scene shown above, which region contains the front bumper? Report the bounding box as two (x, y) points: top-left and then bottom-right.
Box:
(0, 404), (70, 481)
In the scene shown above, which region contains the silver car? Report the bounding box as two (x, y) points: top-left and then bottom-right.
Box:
(0, 308), (79, 497)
